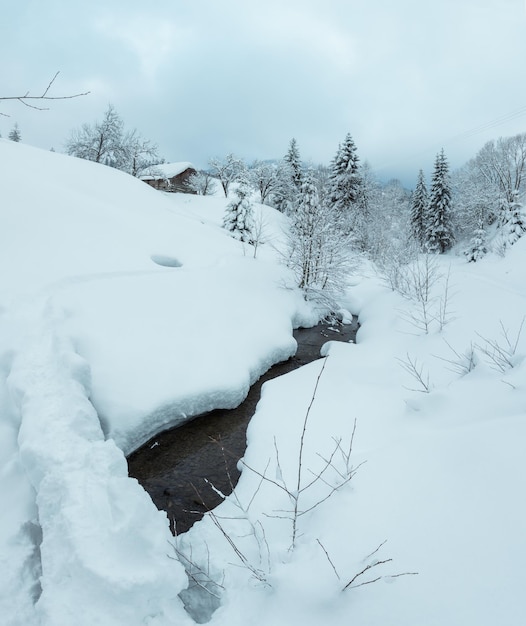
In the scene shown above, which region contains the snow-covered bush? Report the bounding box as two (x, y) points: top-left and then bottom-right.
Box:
(285, 170), (356, 305)
(187, 171), (217, 196)
(222, 179), (254, 243)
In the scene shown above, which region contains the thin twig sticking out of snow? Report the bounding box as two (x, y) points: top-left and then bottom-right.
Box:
(475, 317), (525, 373)
(341, 541), (418, 592)
(396, 353), (432, 393)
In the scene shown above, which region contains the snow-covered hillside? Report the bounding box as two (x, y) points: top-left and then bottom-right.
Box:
(186, 246), (526, 625)
(0, 140), (312, 625)
(1, 139), (525, 625)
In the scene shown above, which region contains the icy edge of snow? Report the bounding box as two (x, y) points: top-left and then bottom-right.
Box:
(6, 304), (191, 626)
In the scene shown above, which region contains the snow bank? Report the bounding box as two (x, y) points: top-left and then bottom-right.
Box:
(0, 140), (309, 453)
(180, 248), (526, 626)
(4, 137), (524, 625)
(6, 305), (191, 625)
(0, 299), (188, 624)
(55, 256), (302, 454)
(0, 140), (310, 624)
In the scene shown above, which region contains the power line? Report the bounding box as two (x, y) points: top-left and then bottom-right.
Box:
(374, 104), (526, 176)
(448, 104), (526, 142)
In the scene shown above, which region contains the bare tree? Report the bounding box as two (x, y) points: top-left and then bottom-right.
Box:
(66, 103), (125, 165)
(250, 208), (268, 258)
(452, 161), (499, 237)
(208, 154), (245, 197)
(286, 169), (356, 303)
(459, 133), (526, 252)
(187, 171), (217, 196)
(247, 160), (289, 206)
(474, 133), (526, 205)
(120, 128), (160, 177)
(66, 104), (161, 176)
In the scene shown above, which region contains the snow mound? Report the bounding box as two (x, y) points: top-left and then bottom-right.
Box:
(4, 304), (190, 625)
(0, 140), (310, 624)
(150, 253), (183, 267)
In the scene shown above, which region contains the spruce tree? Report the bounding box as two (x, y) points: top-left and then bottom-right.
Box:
(284, 138), (303, 189)
(222, 178), (254, 243)
(501, 192), (526, 247)
(425, 149), (454, 253)
(464, 219), (488, 262)
(410, 169), (428, 247)
(274, 139), (302, 213)
(8, 123), (21, 142)
(328, 133), (361, 213)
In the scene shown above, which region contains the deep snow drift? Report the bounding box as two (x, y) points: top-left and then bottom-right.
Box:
(1, 139), (525, 625)
(0, 140), (312, 625)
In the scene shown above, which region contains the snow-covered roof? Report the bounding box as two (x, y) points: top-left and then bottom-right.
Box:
(141, 161), (195, 180)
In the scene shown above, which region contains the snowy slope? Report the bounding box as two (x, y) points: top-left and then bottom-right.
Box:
(180, 249), (526, 625)
(0, 140), (311, 625)
(0, 139), (311, 453)
(1, 138), (525, 625)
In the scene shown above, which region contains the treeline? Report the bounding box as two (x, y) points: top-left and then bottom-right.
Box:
(214, 132), (526, 268)
(63, 104), (526, 277)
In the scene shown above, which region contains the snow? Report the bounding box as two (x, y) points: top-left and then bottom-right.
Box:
(1, 138), (526, 625)
(140, 161), (194, 180)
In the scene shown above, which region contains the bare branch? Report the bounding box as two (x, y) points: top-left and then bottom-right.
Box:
(342, 540), (418, 591)
(170, 545), (224, 599)
(239, 457), (295, 498)
(437, 266), (456, 330)
(316, 539), (341, 580)
(475, 316), (524, 372)
(190, 482), (270, 586)
(434, 338), (477, 376)
(396, 353), (432, 393)
(363, 539), (388, 560)
(297, 475), (354, 517)
(290, 358), (329, 548)
(342, 558), (393, 590)
(0, 72), (90, 113)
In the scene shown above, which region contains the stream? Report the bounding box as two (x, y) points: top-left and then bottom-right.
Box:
(127, 318), (359, 534)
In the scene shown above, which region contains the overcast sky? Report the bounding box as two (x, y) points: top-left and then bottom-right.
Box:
(2, 0), (526, 187)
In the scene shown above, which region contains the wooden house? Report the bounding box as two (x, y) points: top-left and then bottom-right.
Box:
(141, 162), (196, 192)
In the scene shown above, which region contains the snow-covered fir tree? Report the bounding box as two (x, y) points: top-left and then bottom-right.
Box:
(328, 133), (361, 210)
(272, 138), (303, 214)
(464, 219), (488, 262)
(8, 123), (21, 142)
(222, 178), (254, 243)
(351, 161), (378, 251)
(425, 149), (454, 253)
(499, 191), (526, 248)
(284, 138), (303, 189)
(410, 169), (428, 247)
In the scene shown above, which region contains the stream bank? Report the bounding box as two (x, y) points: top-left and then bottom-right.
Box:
(127, 318), (359, 534)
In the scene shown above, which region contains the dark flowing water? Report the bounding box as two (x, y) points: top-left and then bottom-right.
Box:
(127, 319), (359, 534)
